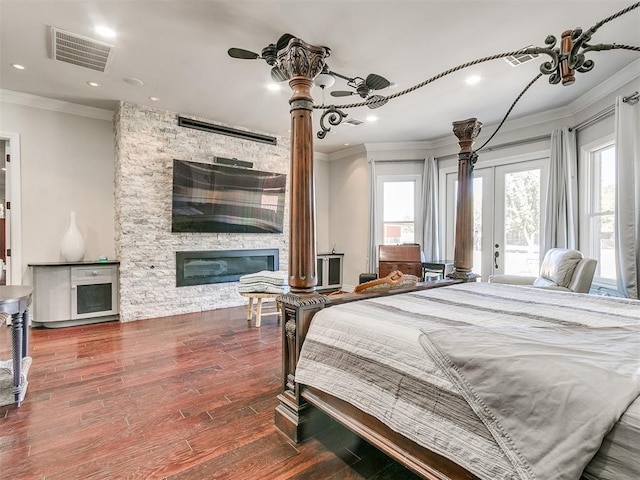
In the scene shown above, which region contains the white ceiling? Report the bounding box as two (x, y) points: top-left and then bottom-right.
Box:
(1, 1), (639, 154)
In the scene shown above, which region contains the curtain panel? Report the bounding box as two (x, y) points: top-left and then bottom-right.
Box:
(367, 159), (377, 274)
(421, 157), (440, 261)
(542, 127), (578, 254)
(614, 96), (640, 299)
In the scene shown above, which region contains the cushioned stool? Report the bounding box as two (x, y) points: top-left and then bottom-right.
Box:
(239, 292), (281, 328)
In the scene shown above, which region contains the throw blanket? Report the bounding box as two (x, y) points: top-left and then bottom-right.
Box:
(295, 283), (640, 480)
(421, 324), (640, 480)
(237, 270), (289, 294)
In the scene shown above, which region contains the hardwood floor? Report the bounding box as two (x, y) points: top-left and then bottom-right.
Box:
(0, 307), (420, 479)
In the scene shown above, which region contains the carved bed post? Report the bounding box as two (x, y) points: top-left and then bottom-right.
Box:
(450, 118), (482, 281)
(277, 37), (330, 294)
(274, 37), (331, 441)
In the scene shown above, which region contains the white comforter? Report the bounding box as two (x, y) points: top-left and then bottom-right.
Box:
(295, 283), (640, 480)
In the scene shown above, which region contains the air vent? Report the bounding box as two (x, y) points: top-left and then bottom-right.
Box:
(344, 118), (364, 126)
(178, 116), (277, 145)
(504, 48), (539, 67)
(50, 27), (113, 72)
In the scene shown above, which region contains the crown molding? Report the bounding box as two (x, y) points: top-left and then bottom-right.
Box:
(314, 151), (330, 162)
(0, 89), (114, 121)
(326, 143), (367, 161)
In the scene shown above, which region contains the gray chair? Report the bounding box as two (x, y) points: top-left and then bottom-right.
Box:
(488, 248), (597, 293)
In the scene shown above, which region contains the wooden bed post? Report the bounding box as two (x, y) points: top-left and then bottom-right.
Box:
(277, 37), (330, 293)
(450, 118), (482, 282)
(275, 37), (332, 441)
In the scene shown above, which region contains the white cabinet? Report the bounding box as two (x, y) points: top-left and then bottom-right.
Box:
(30, 262), (119, 327)
(316, 253), (344, 292)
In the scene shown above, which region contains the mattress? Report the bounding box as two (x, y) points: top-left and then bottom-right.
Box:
(295, 283), (640, 480)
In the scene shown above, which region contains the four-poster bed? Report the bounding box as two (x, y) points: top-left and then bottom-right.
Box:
(271, 35), (640, 480)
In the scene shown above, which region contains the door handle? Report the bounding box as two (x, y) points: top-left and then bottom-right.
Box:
(494, 251), (500, 269)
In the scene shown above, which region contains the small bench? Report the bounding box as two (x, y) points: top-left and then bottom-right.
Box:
(239, 292), (281, 327)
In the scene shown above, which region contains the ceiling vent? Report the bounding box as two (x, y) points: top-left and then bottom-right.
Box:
(504, 48), (539, 67)
(50, 27), (114, 72)
(344, 118), (364, 126)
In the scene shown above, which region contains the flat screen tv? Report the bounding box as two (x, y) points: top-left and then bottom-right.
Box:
(171, 159), (286, 233)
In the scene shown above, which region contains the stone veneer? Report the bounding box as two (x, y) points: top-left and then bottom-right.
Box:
(114, 102), (290, 322)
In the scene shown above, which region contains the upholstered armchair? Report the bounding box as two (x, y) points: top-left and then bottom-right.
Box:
(488, 248), (597, 293)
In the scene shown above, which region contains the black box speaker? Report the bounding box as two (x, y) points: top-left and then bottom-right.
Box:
(214, 156), (254, 169)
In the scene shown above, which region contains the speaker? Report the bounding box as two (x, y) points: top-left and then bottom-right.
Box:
(214, 156), (254, 169)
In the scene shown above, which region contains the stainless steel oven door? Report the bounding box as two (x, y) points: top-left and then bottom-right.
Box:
(70, 265), (119, 320)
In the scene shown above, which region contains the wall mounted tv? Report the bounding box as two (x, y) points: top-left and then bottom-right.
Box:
(172, 159), (286, 233)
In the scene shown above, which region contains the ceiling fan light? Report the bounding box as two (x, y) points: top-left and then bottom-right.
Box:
(315, 73), (335, 89)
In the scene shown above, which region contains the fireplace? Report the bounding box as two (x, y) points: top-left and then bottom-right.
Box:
(176, 249), (279, 287)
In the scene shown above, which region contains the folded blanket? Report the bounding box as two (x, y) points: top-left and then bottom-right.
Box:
(238, 270), (287, 286)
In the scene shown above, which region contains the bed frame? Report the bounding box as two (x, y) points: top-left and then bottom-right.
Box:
(274, 37), (482, 480)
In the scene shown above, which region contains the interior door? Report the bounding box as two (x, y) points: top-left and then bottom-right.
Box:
(445, 158), (547, 281)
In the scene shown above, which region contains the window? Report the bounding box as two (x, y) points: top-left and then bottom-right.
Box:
(587, 143), (616, 285)
(382, 180), (415, 244)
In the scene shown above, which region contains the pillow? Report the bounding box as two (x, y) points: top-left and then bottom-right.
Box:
(537, 249), (583, 287)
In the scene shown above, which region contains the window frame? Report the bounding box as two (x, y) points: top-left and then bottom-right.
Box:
(579, 135), (617, 287)
(376, 173), (421, 246)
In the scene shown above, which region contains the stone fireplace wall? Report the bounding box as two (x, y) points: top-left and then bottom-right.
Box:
(114, 102), (290, 322)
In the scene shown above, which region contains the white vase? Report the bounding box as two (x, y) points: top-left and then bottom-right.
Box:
(61, 211), (85, 262)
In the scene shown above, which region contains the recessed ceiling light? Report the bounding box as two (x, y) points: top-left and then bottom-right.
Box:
(366, 115), (378, 122)
(465, 75), (482, 85)
(87, 81), (100, 87)
(94, 25), (116, 38)
(124, 77), (144, 86)
(10, 63), (25, 70)
(267, 83), (282, 92)
(149, 96), (159, 102)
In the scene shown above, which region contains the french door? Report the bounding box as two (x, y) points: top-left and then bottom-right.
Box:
(444, 157), (548, 281)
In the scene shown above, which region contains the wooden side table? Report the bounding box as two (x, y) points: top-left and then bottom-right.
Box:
(0, 286), (33, 406)
(239, 292), (282, 328)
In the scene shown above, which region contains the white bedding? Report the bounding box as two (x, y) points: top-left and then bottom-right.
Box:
(295, 283), (640, 480)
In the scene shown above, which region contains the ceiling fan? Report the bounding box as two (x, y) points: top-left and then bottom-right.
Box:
(326, 69), (391, 109)
(228, 34), (391, 108)
(227, 33), (295, 81)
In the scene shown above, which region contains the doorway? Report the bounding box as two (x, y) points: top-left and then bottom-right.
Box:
(443, 156), (548, 281)
(0, 132), (23, 285)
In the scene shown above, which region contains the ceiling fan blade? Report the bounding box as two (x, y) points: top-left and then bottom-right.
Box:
(276, 33), (295, 51)
(228, 48), (260, 60)
(271, 66), (288, 82)
(366, 95), (389, 109)
(365, 73), (391, 90)
(331, 90), (355, 97)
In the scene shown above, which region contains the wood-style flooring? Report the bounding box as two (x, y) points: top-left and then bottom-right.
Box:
(0, 306), (420, 479)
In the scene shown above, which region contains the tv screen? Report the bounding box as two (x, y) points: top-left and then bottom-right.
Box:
(172, 159), (286, 233)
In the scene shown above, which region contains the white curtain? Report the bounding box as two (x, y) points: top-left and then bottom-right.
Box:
(421, 156), (440, 261)
(542, 127), (578, 254)
(614, 96), (640, 299)
(367, 159), (378, 274)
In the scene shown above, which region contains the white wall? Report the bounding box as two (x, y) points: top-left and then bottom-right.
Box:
(315, 156), (330, 254)
(0, 98), (115, 283)
(327, 148), (369, 289)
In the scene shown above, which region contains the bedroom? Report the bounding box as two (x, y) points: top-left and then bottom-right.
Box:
(3, 0), (633, 478)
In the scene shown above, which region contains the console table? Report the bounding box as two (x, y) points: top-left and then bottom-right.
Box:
(0, 286), (33, 407)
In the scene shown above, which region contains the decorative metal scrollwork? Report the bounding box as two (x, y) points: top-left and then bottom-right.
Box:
(317, 106), (348, 139)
